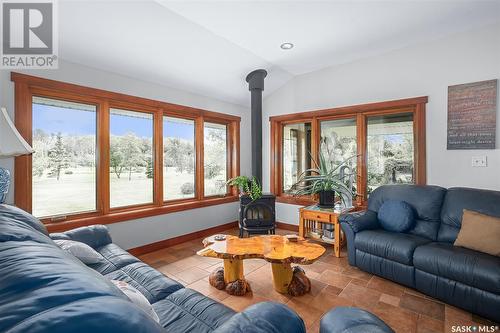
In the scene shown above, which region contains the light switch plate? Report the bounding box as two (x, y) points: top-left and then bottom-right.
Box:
(472, 156), (487, 167)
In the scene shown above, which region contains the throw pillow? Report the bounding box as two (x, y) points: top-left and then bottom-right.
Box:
(454, 209), (500, 256)
(111, 280), (160, 323)
(53, 239), (104, 264)
(377, 200), (415, 232)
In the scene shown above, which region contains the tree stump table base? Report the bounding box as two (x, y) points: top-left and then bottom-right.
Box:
(208, 266), (251, 296)
(272, 263), (311, 296)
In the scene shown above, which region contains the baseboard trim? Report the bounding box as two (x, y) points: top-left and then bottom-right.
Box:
(276, 221), (299, 232)
(128, 221), (238, 256)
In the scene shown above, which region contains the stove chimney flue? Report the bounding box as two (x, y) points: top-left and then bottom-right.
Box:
(246, 69), (267, 183)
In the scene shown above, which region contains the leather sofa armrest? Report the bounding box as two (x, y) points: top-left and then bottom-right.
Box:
(320, 307), (394, 333)
(50, 225), (112, 249)
(339, 210), (379, 232)
(213, 302), (306, 333)
(339, 210), (379, 266)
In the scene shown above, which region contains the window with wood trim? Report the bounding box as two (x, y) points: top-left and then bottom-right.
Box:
(163, 116), (196, 201)
(203, 122), (228, 197)
(12, 72), (240, 231)
(270, 97), (427, 206)
(32, 97), (98, 218)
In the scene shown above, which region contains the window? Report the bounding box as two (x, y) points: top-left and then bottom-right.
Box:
(204, 122), (227, 196)
(270, 97), (427, 205)
(367, 113), (414, 193)
(320, 118), (357, 200)
(163, 117), (195, 201)
(282, 122), (311, 192)
(12, 73), (240, 230)
(109, 108), (154, 208)
(32, 97), (97, 218)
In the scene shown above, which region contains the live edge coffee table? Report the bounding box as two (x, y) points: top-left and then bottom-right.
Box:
(197, 235), (325, 296)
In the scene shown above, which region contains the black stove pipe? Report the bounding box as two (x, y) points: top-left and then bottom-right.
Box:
(245, 69), (267, 183)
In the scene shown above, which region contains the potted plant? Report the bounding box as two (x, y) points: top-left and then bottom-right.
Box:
(290, 151), (356, 208)
(226, 176), (262, 201)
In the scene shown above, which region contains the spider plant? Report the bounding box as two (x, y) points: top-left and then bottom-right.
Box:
(290, 150), (356, 207)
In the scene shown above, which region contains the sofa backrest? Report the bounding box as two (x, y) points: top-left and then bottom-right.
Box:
(0, 205), (165, 333)
(438, 187), (500, 243)
(368, 185), (447, 240)
(0, 204), (50, 243)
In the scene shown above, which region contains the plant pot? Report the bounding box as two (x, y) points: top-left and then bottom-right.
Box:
(318, 190), (335, 208)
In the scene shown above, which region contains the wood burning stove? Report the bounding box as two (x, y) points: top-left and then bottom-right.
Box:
(239, 194), (276, 237)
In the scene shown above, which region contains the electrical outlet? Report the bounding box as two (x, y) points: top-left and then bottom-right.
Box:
(472, 156), (487, 167)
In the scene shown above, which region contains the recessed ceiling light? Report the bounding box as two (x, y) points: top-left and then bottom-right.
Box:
(280, 42), (294, 50)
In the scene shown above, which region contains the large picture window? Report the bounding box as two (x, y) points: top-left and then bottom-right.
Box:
(282, 122), (311, 192)
(32, 97), (97, 218)
(270, 97), (427, 205)
(12, 73), (240, 230)
(367, 113), (414, 193)
(109, 108), (154, 208)
(163, 116), (195, 201)
(204, 122), (228, 196)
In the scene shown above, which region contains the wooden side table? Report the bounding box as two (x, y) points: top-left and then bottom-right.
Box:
(299, 205), (354, 257)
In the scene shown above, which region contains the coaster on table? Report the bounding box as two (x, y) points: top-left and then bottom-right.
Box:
(214, 234), (226, 241)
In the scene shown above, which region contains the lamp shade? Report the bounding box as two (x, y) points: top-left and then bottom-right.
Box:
(0, 107), (33, 157)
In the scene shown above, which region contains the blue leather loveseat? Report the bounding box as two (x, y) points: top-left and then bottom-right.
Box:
(340, 185), (500, 322)
(0, 204), (306, 333)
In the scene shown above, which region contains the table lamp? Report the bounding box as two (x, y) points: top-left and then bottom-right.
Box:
(0, 107), (34, 203)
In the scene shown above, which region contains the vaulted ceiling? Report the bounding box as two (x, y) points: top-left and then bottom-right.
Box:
(59, 0), (500, 106)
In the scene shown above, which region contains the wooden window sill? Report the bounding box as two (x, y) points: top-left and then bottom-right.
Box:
(275, 195), (316, 206)
(45, 195), (239, 233)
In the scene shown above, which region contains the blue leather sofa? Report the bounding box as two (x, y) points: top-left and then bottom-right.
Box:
(0, 204), (306, 333)
(340, 185), (500, 322)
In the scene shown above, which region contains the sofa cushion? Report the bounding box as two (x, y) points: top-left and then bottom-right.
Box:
(90, 243), (141, 274)
(413, 242), (500, 294)
(454, 210), (500, 256)
(105, 262), (183, 303)
(355, 229), (430, 265)
(378, 200), (415, 232)
(439, 187), (500, 243)
(154, 288), (235, 333)
(368, 185), (447, 240)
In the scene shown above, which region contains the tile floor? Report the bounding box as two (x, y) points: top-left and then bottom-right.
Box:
(138, 228), (498, 333)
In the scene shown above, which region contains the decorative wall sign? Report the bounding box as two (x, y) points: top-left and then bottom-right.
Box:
(447, 79), (497, 150)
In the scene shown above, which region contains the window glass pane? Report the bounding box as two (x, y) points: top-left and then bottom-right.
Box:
(204, 122), (227, 196)
(163, 117), (195, 200)
(367, 113), (414, 194)
(110, 108), (153, 208)
(32, 97), (97, 218)
(320, 118), (357, 199)
(282, 122), (312, 192)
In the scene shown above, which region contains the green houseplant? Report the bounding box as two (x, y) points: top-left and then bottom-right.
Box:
(226, 176), (262, 201)
(290, 151), (356, 208)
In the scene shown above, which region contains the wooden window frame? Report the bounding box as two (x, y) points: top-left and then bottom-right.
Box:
(270, 96), (427, 206)
(12, 72), (240, 232)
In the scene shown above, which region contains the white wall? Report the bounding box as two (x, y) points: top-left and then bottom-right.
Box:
(0, 60), (251, 249)
(263, 23), (500, 226)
